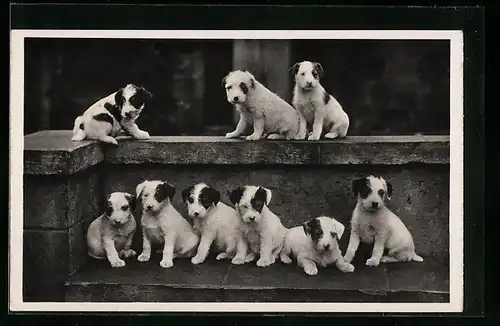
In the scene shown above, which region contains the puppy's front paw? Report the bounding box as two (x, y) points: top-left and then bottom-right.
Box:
(160, 259), (174, 268)
(135, 130), (150, 140)
(225, 132), (238, 139)
(267, 133), (284, 140)
(366, 257), (380, 267)
(308, 133), (320, 141)
(256, 257), (274, 267)
(246, 134), (261, 141)
(231, 256), (245, 265)
(304, 264), (318, 276)
(244, 252), (256, 263)
(137, 253), (150, 262)
(191, 255), (205, 265)
(120, 249), (136, 258)
(293, 132), (307, 140)
(280, 255), (293, 264)
(216, 252), (228, 261)
(109, 258), (126, 268)
(338, 262), (355, 273)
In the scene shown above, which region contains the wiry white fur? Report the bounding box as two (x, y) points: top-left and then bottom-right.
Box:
(280, 216), (354, 275)
(292, 61), (350, 140)
(71, 84), (150, 145)
(223, 70), (307, 141)
(343, 176), (424, 267)
(86, 192), (137, 268)
(185, 183), (248, 265)
(136, 180), (199, 268)
(233, 185), (288, 267)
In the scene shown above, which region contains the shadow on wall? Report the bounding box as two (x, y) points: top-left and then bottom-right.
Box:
(24, 38), (450, 136)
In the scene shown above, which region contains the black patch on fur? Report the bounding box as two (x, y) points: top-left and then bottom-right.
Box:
(250, 78), (255, 88)
(93, 113), (114, 125)
(105, 196), (113, 216)
(352, 177), (371, 199)
(312, 62), (324, 79)
(79, 123), (84, 130)
(104, 102), (122, 122)
(386, 180), (393, 198)
(114, 89), (125, 108)
(323, 91), (331, 105)
(200, 186), (220, 209)
(303, 218), (323, 245)
(124, 194), (136, 211)
(181, 185), (194, 203)
(250, 187), (267, 213)
(229, 187), (244, 205)
(129, 86), (153, 110)
(222, 76), (227, 87)
(290, 62), (301, 76)
(155, 182), (175, 202)
(240, 82), (249, 95)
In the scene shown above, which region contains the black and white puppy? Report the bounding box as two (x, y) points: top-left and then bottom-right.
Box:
(280, 216), (354, 275)
(72, 84), (152, 145)
(86, 192), (137, 268)
(291, 61), (350, 140)
(136, 180), (199, 268)
(181, 183), (248, 265)
(343, 175), (423, 267)
(229, 186), (288, 267)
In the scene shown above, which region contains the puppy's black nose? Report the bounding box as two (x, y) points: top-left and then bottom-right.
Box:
(371, 202), (379, 209)
(324, 244), (330, 250)
(306, 81), (313, 87)
(146, 205), (153, 211)
(194, 212), (199, 217)
(233, 96), (239, 102)
(249, 216), (255, 221)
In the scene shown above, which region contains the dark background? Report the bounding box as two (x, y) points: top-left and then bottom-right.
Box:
(24, 38), (450, 136)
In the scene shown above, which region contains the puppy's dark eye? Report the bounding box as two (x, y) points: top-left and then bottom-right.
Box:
(331, 232), (337, 239)
(226, 86), (232, 91)
(188, 197), (194, 204)
(121, 205), (129, 211)
(378, 189), (385, 197)
(300, 72), (305, 76)
(143, 193), (149, 197)
(240, 204), (248, 209)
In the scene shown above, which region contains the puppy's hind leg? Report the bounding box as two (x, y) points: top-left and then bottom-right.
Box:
(231, 236), (248, 265)
(279, 243), (292, 264)
(98, 135), (119, 146)
(267, 133), (285, 140)
(71, 116), (86, 141)
(217, 236), (236, 261)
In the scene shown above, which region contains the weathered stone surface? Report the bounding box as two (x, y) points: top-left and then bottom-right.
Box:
(320, 135), (450, 165)
(24, 130), (104, 175)
(104, 164), (449, 260)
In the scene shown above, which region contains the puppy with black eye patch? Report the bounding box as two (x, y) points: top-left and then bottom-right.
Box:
(86, 192), (137, 268)
(291, 61), (350, 140)
(71, 84), (152, 145)
(136, 180), (199, 268)
(280, 216), (354, 275)
(223, 70), (307, 141)
(343, 175), (424, 267)
(181, 183), (249, 265)
(229, 186), (288, 267)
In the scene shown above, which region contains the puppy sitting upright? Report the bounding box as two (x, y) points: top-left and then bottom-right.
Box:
(72, 84), (152, 145)
(223, 70), (307, 141)
(181, 183), (248, 265)
(229, 186), (288, 267)
(343, 175), (424, 267)
(136, 180), (199, 268)
(291, 61), (350, 140)
(86, 192), (137, 268)
(280, 216), (354, 275)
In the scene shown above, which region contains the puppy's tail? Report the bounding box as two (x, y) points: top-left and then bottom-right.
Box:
(71, 116), (86, 141)
(412, 253), (424, 262)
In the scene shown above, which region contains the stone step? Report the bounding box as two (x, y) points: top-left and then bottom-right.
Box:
(65, 254), (449, 303)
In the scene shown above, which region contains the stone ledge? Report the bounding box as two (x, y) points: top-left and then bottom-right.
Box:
(65, 255), (449, 303)
(24, 131), (450, 174)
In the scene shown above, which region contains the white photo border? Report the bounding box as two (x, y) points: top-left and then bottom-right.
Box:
(9, 29), (463, 313)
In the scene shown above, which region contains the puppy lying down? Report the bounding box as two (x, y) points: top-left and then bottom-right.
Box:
(86, 192), (137, 268)
(280, 216), (355, 275)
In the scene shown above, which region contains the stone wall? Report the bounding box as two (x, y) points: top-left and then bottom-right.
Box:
(23, 131), (450, 301)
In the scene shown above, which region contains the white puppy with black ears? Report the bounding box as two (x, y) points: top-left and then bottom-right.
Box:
(72, 84), (152, 145)
(136, 180), (199, 268)
(229, 185), (288, 267)
(291, 61), (350, 140)
(181, 183), (248, 265)
(223, 70), (307, 141)
(280, 216), (354, 276)
(343, 175), (424, 267)
(86, 192), (137, 268)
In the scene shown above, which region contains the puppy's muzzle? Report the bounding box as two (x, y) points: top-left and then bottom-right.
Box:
(371, 202), (379, 209)
(323, 244), (331, 251)
(146, 204), (154, 211)
(247, 216), (256, 222)
(193, 212), (200, 217)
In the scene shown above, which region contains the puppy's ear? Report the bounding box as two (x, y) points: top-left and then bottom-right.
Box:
(331, 218), (345, 240)
(181, 186), (194, 203)
(385, 180), (393, 200)
(160, 182), (176, 201)
(352, 177), (367, 197)
(114, 88), (125, 107)
(221, 75), (228, 88)
(262, 187), (272, 206)
(207, 186), (220, 206)
(289, 62), (301, 76)
(139, 86), (153, 102)
(312, 62), (324, 79)
(249, 77), (256, 89)
(229, 187), (244, 205)
(104, 194), (113, 216)
(124, 193), (136, 211)
(136, 181), (148, 199)
(302, 220), (311, 235)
